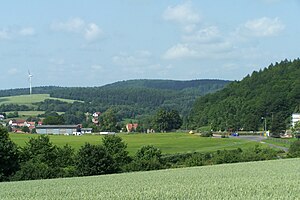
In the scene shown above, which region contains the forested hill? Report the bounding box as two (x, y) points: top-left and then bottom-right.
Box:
(189, 59), (300, 133)
(0, 79), (230, 117)
(47, 79), (230, 116)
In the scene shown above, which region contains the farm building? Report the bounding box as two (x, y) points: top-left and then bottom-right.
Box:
(36, 125), (93, 135)
(36, 125), (79, 135)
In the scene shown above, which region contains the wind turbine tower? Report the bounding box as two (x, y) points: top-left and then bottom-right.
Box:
(28, 70), (33, 95)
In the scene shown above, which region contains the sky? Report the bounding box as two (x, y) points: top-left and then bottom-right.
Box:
(0, 0), (299, 89)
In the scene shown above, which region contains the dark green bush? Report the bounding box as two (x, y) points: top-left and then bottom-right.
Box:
(288, 140), (300, 158)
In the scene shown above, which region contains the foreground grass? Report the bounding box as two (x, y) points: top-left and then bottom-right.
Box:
(9, 133), (262, 155)
(1, 158), (299, 199)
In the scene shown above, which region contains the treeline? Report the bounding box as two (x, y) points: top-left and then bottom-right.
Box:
(0, 86), (59, 97)
(2, 127), (299, 182)
(0, 104), (31, 112)
(189, 59), (300, 134)
(0, 79), (230, 118)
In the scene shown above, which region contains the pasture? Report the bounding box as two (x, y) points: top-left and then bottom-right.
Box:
(0, 158), (299, 199)
(10, 132), (264, 155)
(0, 94), (80, 106)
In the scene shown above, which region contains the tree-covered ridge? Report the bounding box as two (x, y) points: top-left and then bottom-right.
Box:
(0, 86), (60, 98)
(0, 79), (230, 118)
(189, 59), (300, 133)
(103, 79), (230, 91)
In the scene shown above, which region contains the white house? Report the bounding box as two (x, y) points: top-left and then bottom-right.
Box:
(292, 113), (300, 127)
(0, 114), (4, 120)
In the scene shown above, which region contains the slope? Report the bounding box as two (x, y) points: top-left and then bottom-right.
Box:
(190, 59), (300, 132)
(0, 158), (299, 199)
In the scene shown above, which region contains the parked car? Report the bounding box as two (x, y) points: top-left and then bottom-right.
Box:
(231, 132), (239, 136)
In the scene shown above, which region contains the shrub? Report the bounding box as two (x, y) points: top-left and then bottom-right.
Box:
(288, 140), (300, 158)
(200, 131), (213, 137)
(76, 143), (116, 176)
(128, 145), (164, 171)
(185, 152), (212, 167)
(102, 135), (131, 172)
(11, 159), (55, 181)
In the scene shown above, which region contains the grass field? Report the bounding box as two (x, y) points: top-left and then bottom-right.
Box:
(10, 132), (264, 155)
(0, 94), (81, 106)
(263, 138), (296, 148)
(0, 158), (298, 199)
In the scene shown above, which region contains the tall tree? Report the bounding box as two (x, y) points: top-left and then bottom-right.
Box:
(0, 127), (19, 181)
(99, 108), (119, 132)
(102, 135), (131, 172)
(153, 108), (182, 132)
(76, 143), (116, 176)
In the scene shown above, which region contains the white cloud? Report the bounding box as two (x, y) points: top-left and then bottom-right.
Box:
(182, 26), (221, 43)
(51, 18), (103, 41)
(84, 23), (103, 41)
(0, 29), (10, 40)
(163, 41), (235, 60)
(163, 2), (201, 25)
(51, 18), (85, 32)
(112, 50), (151, 67)
(163, 43), (197, 59)
(0, 26), (36, 40)
(19, 27), (36, 36)
(241, 17), (284, 37)
(163, 2), (201, 33)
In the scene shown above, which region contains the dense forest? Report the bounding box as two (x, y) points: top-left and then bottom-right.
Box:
(189, 59), (300, 134)
(0, 79), (230, 118)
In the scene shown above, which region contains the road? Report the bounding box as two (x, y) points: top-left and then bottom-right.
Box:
(231, 135), (289, 152)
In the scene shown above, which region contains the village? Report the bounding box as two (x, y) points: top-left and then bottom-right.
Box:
(0, 111), (142, 135)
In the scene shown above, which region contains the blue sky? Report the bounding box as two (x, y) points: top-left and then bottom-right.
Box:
(0, 0), (299, 89)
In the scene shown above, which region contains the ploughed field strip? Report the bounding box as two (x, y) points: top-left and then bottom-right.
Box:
(1, 158), (299, 199)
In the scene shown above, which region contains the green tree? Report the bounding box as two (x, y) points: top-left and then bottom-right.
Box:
(21, 126), (30, 133)
(102, 135), (131, 172)
(270, 113), (286, 137)
(21, 135), (58, 167)
(153, 108), (182, 132)
(11, 159), (54, 181)
(0, 127), (19, 181)
(43, 115), (65, 125)
(129, 145), (163, 171)
(288, 141), (300, 158)
(76, 143), (116, 176)
(14, 136), (76, 181)
(99, 108), (118, 132)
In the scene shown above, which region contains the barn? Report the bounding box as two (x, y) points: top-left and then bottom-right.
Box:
(36, 125), (79, 135)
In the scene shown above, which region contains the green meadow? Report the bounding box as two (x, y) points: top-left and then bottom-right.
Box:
(10, 132), (264, 155)
(0, 158), (298, 199)
(0, 94), (80, 106)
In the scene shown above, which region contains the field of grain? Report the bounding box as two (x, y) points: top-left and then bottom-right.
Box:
(9, 132), (262, 155)
(0, 158), (299, 199)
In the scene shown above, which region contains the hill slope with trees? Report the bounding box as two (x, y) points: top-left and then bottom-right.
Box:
(0, 79), (230, 118)
(189, 59), (300, 134)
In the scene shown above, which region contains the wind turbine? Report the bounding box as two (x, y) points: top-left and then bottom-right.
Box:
(28, 70), (33, 95)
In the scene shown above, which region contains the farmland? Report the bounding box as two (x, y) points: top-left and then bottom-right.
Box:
(0, 94), (80, 106)
(0, 158), (299, 199)
(9, 132), (262, 155)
